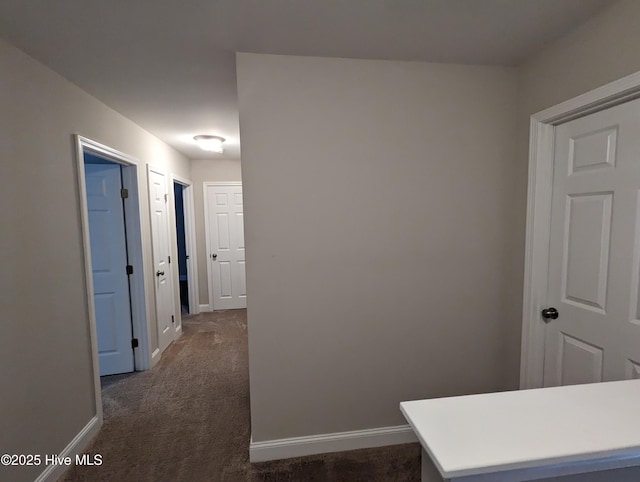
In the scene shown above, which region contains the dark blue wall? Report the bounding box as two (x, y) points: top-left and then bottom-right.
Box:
(84, 152), (113, 164)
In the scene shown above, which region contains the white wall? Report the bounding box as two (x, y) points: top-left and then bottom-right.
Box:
(0, 40), (190, 482)
(190, 159), (242, 308)
(237, 53), (518, 442)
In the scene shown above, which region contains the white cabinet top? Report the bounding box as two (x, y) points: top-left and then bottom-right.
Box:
(400, 380), (640, 479)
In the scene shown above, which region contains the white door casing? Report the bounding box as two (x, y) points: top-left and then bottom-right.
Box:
(75, 135), (153, 428)
(148, 165), (175, 353)
(204, 182), (247, 310)
(521, 70), (640, 389)
(85, 162), (135, 376)
(543, 98), (640, 386)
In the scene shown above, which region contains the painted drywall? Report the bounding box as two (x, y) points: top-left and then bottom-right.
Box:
(190, 159), (242, 308)
(501, 0), (640, 389)
(0, 40), (190, 482)
(237, 53), (518, 442)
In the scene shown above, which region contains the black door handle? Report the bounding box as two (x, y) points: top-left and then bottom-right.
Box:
(156, 270), (165, 277)
(541, 307), (559, 321)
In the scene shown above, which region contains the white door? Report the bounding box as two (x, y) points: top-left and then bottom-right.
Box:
(543, 97), (640, 386)
(205, 183), (247, 310)
(85, 163), (134, 376)
(148, 166), (175, 353)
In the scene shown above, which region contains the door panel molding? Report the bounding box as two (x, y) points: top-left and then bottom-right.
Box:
(74, 135), (151, 425)
(522, 70), (640, 389)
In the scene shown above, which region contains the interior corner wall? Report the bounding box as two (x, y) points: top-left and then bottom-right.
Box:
(0, 40), (190, 482)
(190, 159), (242, 308)
(237, 52), (519, 442)
(504, 0), (640, 389)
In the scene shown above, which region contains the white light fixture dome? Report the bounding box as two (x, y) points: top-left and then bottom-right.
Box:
(194, 135), (225, 153)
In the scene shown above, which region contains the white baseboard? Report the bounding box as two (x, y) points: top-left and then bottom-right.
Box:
(35, 415), (101, 482)
(150, 347), (161, 368)
(198, 303), (211, 312)
(249, 424), (417, 462)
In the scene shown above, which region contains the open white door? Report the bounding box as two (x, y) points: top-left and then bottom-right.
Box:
(148, 165), (175, 353)
(85, 162), (134, 375)
(204, 182), (247, 310)
(543, 97), (640, 386)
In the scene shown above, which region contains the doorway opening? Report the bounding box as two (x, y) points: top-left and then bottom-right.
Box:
(171, 175), (199, 316)
(75, 135), (150, 420)
(174, 182), (189, 314)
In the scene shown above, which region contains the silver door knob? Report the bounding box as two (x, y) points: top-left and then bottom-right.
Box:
(211, 253), (217, 260)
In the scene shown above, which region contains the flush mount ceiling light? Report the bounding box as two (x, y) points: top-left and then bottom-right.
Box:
(193, 135), (225, 153)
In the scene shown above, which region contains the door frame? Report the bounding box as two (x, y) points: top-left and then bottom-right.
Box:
(203, 181), (243, 311)
(170, 174), (200, 316)
(521, 71), (640, 389)
(74, 135), (151, 419)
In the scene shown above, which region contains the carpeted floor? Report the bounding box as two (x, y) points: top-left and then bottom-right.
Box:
(60, 309), (421, 481)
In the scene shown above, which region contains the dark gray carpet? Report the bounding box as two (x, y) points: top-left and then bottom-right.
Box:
(60, 309), (420, 481)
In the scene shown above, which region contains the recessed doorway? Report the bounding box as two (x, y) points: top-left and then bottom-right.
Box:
(172, 175), (199, 316)
(75, 135), (151, 412)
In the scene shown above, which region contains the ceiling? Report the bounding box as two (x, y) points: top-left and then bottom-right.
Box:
(0, 0), (611, 160)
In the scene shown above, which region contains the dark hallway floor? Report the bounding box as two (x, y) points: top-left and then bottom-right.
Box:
(60, 309), (420, 481)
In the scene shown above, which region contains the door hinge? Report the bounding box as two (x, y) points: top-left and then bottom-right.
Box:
(131, 338), (139, 349)
(168, 255), (171, 264)
(121, 188), (129, 199)
(171, 315), (175, 324)
(126, 265), (133, 275)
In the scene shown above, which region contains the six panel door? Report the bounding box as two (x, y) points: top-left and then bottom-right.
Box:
(543, 98), (640, 386)
(148, 166), (175, 353)
(85, 162), (135, 376)
(205, 184), (247, 310)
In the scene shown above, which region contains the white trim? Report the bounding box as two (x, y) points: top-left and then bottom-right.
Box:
(74, 137), (103, 423)
(35, 415), (101, 482)
(520, 120), (555, 390)
(151, 347), (161, 368)
(170, 174), (200, 316)
(203, 181), (243, 311)
(521, 70), (640, 389)
(249, 425), (417, 462)
(199, 303), (212, 312)
(74, 135), (153, 423)
(531, 70), (640, 125)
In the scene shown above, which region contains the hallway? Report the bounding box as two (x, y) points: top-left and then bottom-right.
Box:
(61, 310), (420, 481)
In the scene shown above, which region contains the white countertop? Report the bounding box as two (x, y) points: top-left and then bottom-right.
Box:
(400, 380), (640, 479)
